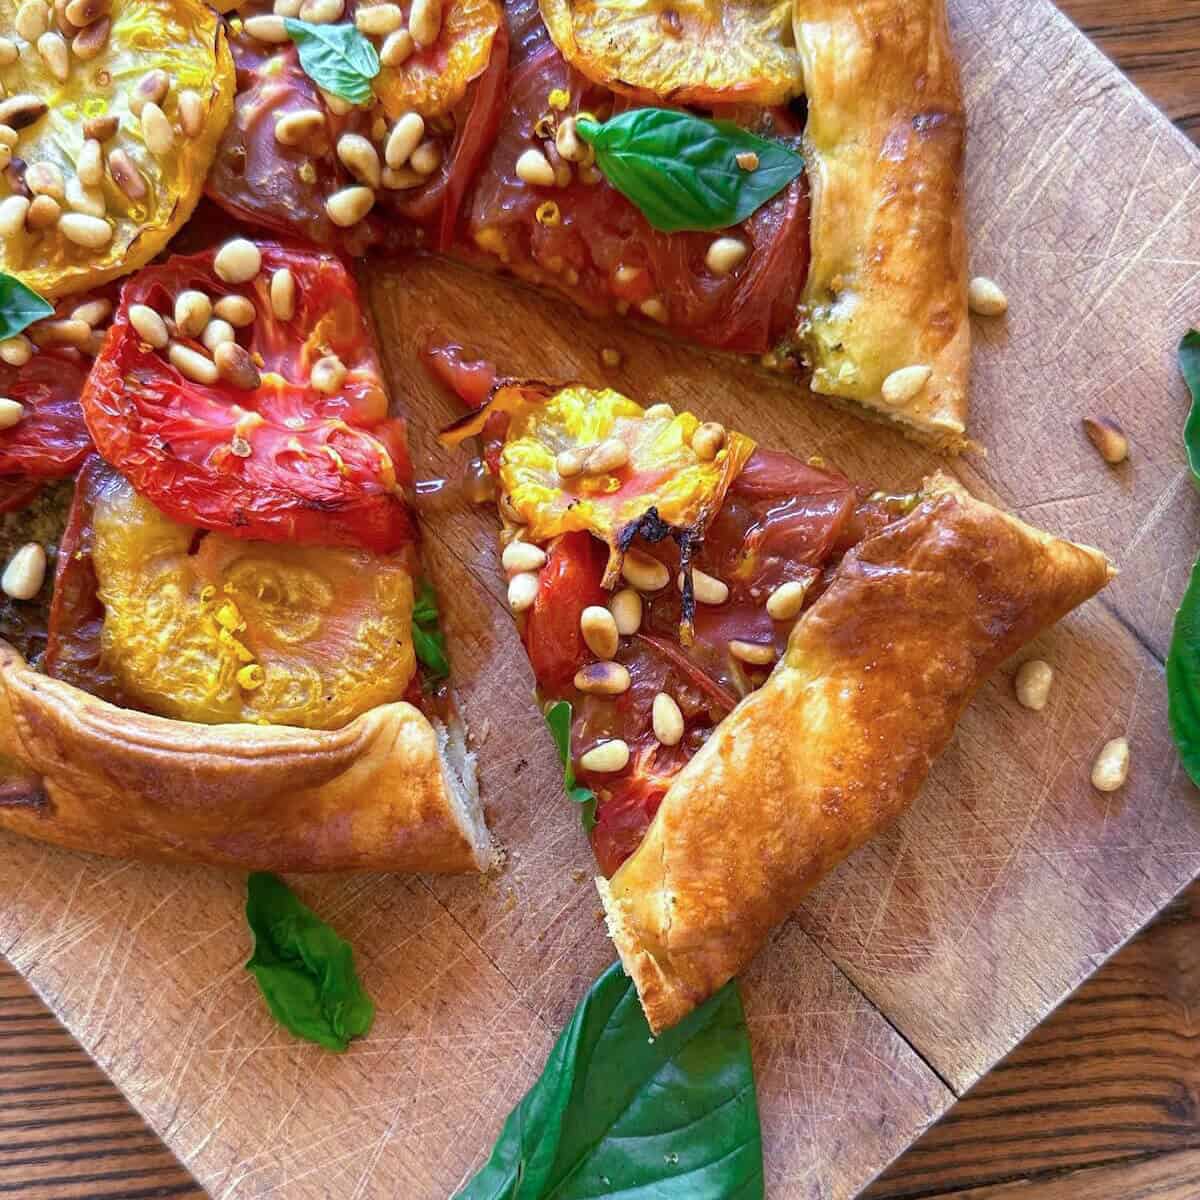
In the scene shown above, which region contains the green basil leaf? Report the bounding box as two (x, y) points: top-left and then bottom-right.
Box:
(1179, 328), (1200, 484)
(543, 699), (596, 832)
(412, 578), (450, 681)
(0, 273), (52, 341)
(456, 961), (763, 1200)
(284, 18), (379, 105)
(576, 109), (803, 234)
(244, 872), (375, 1052)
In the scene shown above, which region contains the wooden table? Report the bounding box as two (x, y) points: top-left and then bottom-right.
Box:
(2, 2), (1198, 1197)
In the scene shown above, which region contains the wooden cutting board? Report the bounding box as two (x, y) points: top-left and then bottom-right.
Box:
(3, 0), (1200, 1195)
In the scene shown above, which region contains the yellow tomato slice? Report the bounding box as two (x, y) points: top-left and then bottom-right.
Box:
(538, 0), (801, 105)
(90, 471), (418, 729)
(0, 0), (234, 298)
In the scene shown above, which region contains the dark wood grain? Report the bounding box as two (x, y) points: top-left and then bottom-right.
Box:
(2, 1), (1199, 1198)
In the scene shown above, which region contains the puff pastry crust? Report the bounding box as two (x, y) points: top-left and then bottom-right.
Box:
(598, 475), (1114, 1032)
(793, 0), (970, 447)
(0, 641), (490, 873)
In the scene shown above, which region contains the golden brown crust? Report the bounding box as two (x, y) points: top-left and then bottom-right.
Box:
(793, 0), (970, 447)
(599, 474), (1115, 1032)
(0, 641), (491, 872)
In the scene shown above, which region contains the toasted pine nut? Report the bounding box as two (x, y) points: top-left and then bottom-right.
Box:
(385, 112), (424, 169)
(881, 365), (932, 406)
(71, 15), (108, 58)
(1091, 737), (1130, 792)
(1082, 416), (1128, 465)
(652, 693), (684, 746)
(178, 90), (204, 139)
(967, 275), (1008, 316)
(766, 578), (810, 621)
(729, 639), (775, 666)
(274, 0), (302, 13)
(29, 318), (89, 347)
(83, 115), (118, 143)
(705, 236), (748, 277)
(214, 341), (261, 390)
(325, 185), (375, 227)
(244, 13), (288, 41)
(2, 196), (33, 240)
(310, 354), (346, 393)
(621, 550), (669, 592)
(1, 542), (46, 600)
(408, 0), (441, 46)
(501, 540), (546, 575)
(64, 0), (107, 27)
(0, 398), (25, 429)
(107, 148), (145, 200)
(1014, 659), (1053, 711)
(318, 88), (355, 116)
(381, 165), (424, 190)
(168, 341), (218, 384)
(0, 335), (32, 365)
(0, 95), (47, 131)
(59, 212), (111, 247)
(691, 421), (725, 461)
(270, 268), (295, 321)
(77, 138), (103, 187)
(36, 31), (68, 81)
(337, 132), (381, 187)
(609, 588), (641, 635)
(201, 318), (235, 351)
(129, 304), (168, 348)
(679, 567), (728, 605)
(0, 38), (17, 66)
(574, 660), (630, 695)
(410, 139), (442, 176)
(129, 69), (168, 117)
(639, 297), (668, 323)
(25, 161), (63, 201)
(214, 238), (261, 284)
(213, 295), (256, 327)
(25, 195), (61, 231)
(556, 447), (586, 478)
(579, 739), (629, 773)
(174, 289), (211, 337)
(299, 0), (341, 21)
(585, 437), (629, 474)
(71, 298), (111, 327)
(580, 604), (619, 660)
(515, 147), (555, 187)
(15, 2), (48, 41)
(64, 176), (101, 218)
(379, 27), (413, 65)
(507, 570), (539, 612)
(356, 2), (402, 33)
(275, 108), (326, 147)
(141, 101), (174, 156)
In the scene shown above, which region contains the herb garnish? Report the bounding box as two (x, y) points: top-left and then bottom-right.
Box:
(0, 273), (53, 342)
(284, 18), (379, 106)
(455, 961), (764, 1199)
(412, 578), (450, 682)
(244, 872), (375, 1052)
(543, 699), (596, 831)
(575, 108), (804, 234)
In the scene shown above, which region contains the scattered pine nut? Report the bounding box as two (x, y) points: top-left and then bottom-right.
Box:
(501, 540), (546, 575)
(621, 550), (669, 592)
(1014, 659), (1053, 711)
(1091, 737), (1129, 792)
(270, 268), (295, 321)
(61, 214), (115, 250)
(515, 147), (555, 187)
(507, 570), (539, 612)
(691, 421), (725, 461)
(609, 588), (642, 635)
(580, 604), (619, 659)
(174, 290), (211, 337)
(0, 398), (25, 429)
(881, 364), (932, 406)
(214, 238), (261, 283)
(1, 542), (46, 600)
(729, 638), (775, 666)
(1082, 416), (1128, 465)
(168, 341), (218, 384)
(579, 739), (629, 773)
(652, 692), (684, 746)
(968, 275), (1008, 316)
(766, 578), (810, 621)
(705, 237), (748, 277)
(129, 303), (168, 348)
(574, 660), (631, 695)
(213, 295), (256, 327)
(325, 185), (375, 227)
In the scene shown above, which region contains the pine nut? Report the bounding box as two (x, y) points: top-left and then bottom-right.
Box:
(107, 148), (145, 200)
(554, 116), (585, 162)
(213, 295), (256, 327)
(1082, 416), (1128, 465)
(270, 268), (295, 321)
(174, 289), (211, 337)
(408, 0), (441, 46)
(705, 236), (748, 277)
(381, 165), (424, 189)
(555, 447), (586, 478)
(0, 96), (47, 131)
(679, 567), (728, 605)
(410, 139), (441, 175)
(319, 88), (354, 116)
(881, 364), (932, 406)
(356, 2), (402, 33)
(64, 174), (104, 217)
(766, 578), (810, 620)
(30, 317), (88, 347)
(168, 341), (218, 384)
(1091, 737), (1129, 792)
(129, 304), (168, 348)
(574, 661), (630, 695)
(515, 147), (555, 187)
(385, 112), (424, 168)
(15, 4), (48, 43)
(310, 354), (346, 393)
(201, 318), (234, 351)
(129, 69), (168, 117)
(652, 692), (684, 746)
(36, 32), (68, 82)
(299, 0), (341, 21)
(0, 335), (32, 365)
(609, 588), (641, 635)
(729, 639), (775, 666)
(585, 437), (629, 474)
(275, 108), (325, 147)
(71, 298), (110, 327)
(141, 101), (173, 156)
(71, 16), (108, 58)
(579, 739), (629, 773)
(580, 604), (619, 659)
(337, 132), (380, 187)
(25, 161), (63, 200)
(0, 38), (17, 65)
(77, 138), (103, 187)
(501, 540), (546, 575)
(325, 185), (375, 227)
(621, 550), (669, 592)
(274, 0), (301, 13)
(25, 194), (60, 230)
(0, 398), (25, 429)
(379, 27), (413, 65)
(64, 0), (105, 26)
(967, 275), (1008, 316)
(643, 403), (674, 420)
(177, 90), (204, 139)
(507, 570), (539, 612)
(214, 341), (261, 390)
(691, 421), (725, 461)
(1, 542), (46, 600)
(214, 238), (261, 284)
(244, 13), (288, 41)
(1014, 659), (1053, 711)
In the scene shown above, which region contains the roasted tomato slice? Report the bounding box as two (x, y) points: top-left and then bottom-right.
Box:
(0, 0), (234, 298)
(81, 242), (417, 552)
(467, 43), (809, 353)
(46, 458), (420, 728)
(208, 1), (506, 251)
(540, 0), (800, 105)
(0, 476), (41, 513)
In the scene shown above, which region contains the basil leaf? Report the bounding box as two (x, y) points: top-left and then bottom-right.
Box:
(1168, 329), (1200, 789)
(456, 961), (764, 1200)
(284, 18), (379, 105)
(412, 578), (450, 681)
(576, 109), (804, 234)
(244, 872), (375, 1052)
(0, 273), (52, 341)
(544, 699), (596, 831)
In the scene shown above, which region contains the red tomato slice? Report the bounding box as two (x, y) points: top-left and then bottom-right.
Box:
(0, 353), (93, 479)
(0, 476), (42, 513)
(420, 340), (498, 409)
(81, 243), (417, 552)
(466, 42), (809, 353)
